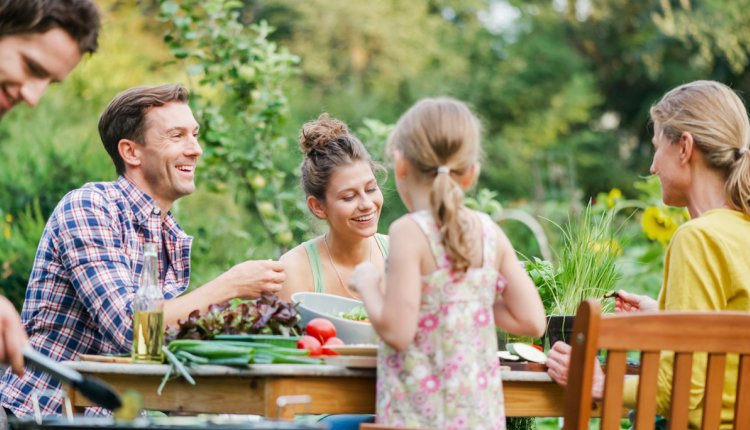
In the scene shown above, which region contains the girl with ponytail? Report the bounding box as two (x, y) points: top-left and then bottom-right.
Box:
(349, 97), (545, 429)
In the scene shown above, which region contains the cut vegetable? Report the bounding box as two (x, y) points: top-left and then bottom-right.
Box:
(507, 343), (547, 364)
(497, 351), (520, 361)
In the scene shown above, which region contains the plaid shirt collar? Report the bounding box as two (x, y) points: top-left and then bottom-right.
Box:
(115, 175), (190, 242)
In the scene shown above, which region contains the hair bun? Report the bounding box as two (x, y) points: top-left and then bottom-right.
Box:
(299, 113), (350, 154)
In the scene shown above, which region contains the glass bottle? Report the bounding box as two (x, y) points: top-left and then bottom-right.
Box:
(131, 243), (165, 363)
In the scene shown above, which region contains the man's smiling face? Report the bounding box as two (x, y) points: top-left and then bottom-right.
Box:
(135, 102), (203, 209)
(0, 28), (82, 118)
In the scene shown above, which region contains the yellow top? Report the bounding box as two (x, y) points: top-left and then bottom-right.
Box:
(622, 209), (750, 429)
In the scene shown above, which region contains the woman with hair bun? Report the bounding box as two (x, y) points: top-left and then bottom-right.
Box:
(280, 113), (387, 301)
(279, 114), (385, 429)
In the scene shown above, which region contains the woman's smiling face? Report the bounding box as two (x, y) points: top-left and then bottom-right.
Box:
(320, 160), (383, 238)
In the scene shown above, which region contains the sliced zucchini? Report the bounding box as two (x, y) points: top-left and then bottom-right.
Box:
(497, 351), (520, 361)
(507, 343), (547, 364)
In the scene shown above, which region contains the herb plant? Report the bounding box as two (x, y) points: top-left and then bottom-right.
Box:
(547, 203), (620, 315)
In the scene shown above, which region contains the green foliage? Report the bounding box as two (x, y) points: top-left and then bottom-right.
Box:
(0, 202), (46, 308)
(523, 257), (558, 316)
(158, 0), (303, 254)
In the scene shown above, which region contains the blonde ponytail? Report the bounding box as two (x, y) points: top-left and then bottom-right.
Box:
(727, 151), (750, 215)
(387, 97), (482, 272)
(430, 171), (471, 272)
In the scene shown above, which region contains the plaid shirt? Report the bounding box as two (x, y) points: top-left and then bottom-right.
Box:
(0, 176), (192, 416)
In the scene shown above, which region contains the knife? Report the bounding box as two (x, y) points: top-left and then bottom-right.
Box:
(22, 346), (122, 411)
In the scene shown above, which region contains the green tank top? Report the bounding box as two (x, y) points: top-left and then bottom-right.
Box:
(303, 234), (389, 293)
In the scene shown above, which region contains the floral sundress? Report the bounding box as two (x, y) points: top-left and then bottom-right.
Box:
(376, 210), (507, 430)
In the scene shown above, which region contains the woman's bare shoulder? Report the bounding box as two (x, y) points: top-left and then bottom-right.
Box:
(279, 239), (318, 300)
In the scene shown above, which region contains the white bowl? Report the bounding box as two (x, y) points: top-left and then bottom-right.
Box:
(291, 292), (378, 345)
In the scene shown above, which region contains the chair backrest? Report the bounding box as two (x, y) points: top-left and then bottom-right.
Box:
(563, 299), (750, 430)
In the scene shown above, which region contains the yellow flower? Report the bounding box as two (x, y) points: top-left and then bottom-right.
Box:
(591, 239), (623, 256)
(607, 188), (622, 208)
(4, 214), (12, 223)
(3, 224), (9, 240)
(641, 206), (678, 244)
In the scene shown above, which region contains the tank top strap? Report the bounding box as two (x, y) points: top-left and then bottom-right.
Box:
(374, 233), (389, 257)
(477, 212), (498, 269)
(302, 239), (325, 293)
(409, 211), (451, 270)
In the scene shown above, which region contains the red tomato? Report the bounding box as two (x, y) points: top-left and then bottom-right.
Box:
(531, 344), (544, 352)
(305, 318), (337, 344)
(324, 337), (344, 346)
(321, 336), (345, 356)
(297, 335), (323, 356)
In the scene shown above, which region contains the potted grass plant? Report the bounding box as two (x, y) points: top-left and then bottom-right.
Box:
(526, 202), (621, 347)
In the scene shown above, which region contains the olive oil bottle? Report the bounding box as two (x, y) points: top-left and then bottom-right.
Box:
(132, 243), (165, 363)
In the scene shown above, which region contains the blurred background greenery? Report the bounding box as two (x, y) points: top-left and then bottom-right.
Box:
(3, 0), (749, 318)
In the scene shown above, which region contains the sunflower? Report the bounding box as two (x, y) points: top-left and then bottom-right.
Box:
(607, 188), (622, 208)
(641, 206), (678, 244)
(591, 239), (623, 256)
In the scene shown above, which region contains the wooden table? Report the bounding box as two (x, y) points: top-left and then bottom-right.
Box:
(62, 362), (565, 419)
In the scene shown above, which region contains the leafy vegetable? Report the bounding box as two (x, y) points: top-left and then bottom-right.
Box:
(165, 293), (302, 341)
(338, 305), (369, 321)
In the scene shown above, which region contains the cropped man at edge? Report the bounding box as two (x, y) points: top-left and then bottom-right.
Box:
(0, 0), (100, 424)
(0, 84), (285, 417)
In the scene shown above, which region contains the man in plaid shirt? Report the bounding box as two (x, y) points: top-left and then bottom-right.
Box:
(0, 84), (286, 417)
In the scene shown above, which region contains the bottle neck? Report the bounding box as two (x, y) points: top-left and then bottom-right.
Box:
(135, 243), (163, 311)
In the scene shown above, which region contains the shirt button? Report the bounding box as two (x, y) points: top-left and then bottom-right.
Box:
(153, 208), (162, 216)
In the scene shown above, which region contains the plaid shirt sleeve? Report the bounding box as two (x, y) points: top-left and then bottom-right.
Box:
(56, 188), (136, 351)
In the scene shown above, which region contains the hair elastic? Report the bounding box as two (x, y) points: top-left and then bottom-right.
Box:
(436, 166), (451, 175)
(736, 147), (749, 161)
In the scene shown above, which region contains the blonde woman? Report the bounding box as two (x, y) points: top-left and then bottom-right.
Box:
(546, 80), (750, 429)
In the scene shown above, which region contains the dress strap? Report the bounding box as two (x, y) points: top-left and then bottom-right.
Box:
(374, 233), (389, 257)
(477, 212), (498, 269)
(477, 212), (507, 293)
(303, 240), (325, 293)
(409, 211), (451, 270)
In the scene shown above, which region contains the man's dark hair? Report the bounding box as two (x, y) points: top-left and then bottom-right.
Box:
(0, 0), (100, 54)
(98, 84), (190, 175)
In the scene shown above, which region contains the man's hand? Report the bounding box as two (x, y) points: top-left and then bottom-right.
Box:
(221, 260), (286, 299)
(615, 289), (658, 313)
(0, 297), (28, 375)
(546, 340), (605, 399)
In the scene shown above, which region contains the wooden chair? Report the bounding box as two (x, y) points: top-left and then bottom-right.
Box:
(563, 299), (750, 429)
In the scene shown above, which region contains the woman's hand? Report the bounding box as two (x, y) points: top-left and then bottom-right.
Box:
(615, 289), (658, 313)
(546, 341), (605, 399)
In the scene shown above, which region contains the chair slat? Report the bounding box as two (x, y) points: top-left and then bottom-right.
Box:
(668, 352), (693, 430)
(734, 354), (750, 428)
(601, 350), (627, 429)
(701, 353), (727, 428)
(563, 300), (601, 430)
(633, 351), (659, 430)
